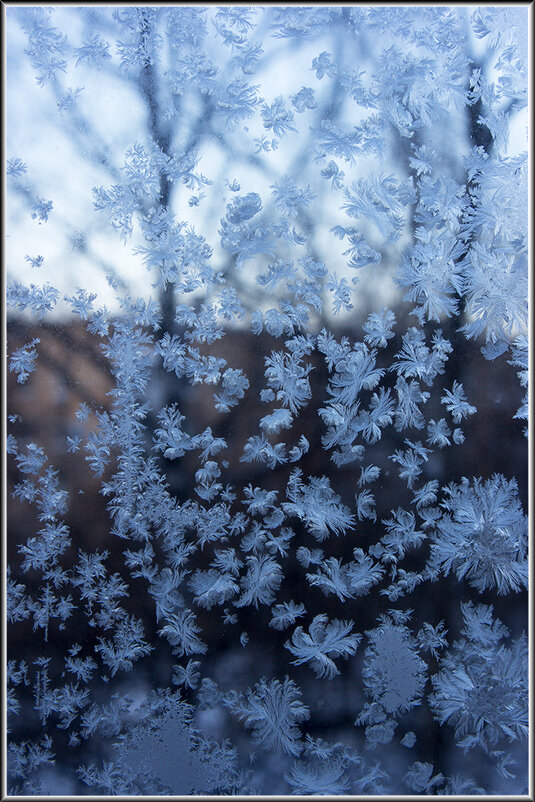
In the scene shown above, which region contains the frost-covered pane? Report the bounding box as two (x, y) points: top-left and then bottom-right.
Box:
(6, 5), (528, 796)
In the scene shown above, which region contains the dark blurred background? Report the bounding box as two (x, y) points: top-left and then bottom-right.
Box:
(6, 304), (528, 794)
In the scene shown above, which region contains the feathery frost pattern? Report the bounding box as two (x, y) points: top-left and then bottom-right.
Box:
(6, 5), (528, 796)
